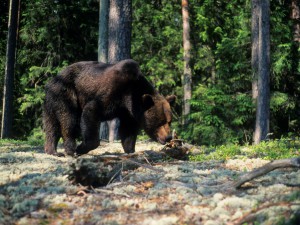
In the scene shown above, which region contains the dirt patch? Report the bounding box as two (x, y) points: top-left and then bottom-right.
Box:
(0, 141), (299, 225)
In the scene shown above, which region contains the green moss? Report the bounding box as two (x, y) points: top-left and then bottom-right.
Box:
(48, 202), (69, 213)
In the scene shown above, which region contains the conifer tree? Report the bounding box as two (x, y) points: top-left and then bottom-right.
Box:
(1, 0), (19, 138)
(98, 0), (109, 140)
(182, 0), (192, 125)
(253, 0), (270, 144)
(107, 0), (132, 142)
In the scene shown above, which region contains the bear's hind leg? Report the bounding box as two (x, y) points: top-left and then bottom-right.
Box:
(43, 111), (60, 155)
(76, 101), (100, 155)
(119, 118), (139, 153)
(60, 112), (79, 156)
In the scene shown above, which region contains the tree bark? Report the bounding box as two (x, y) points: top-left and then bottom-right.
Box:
(98, 0), (109, 63)
(182, 0), (192, 125)
(251, 0), (259, 100)
(221, 157), (300, 193)
(253, 0), (270, 145)
(291, 0), (300, 42)
(108, 0), (132, 62)
(1, 0), (19, 139)
(98, 0), (109, 141)
(107, 0), (132, 142)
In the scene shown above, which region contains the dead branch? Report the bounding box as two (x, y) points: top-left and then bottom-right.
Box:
(221, 157), (300, 193)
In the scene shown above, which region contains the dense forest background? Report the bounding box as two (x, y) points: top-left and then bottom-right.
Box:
(0, 0), (299, 145)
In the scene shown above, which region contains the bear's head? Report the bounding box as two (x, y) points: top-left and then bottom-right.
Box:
(142, 94), (176, 144)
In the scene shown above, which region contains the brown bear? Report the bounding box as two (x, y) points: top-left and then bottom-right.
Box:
(43, 59), (176, 156)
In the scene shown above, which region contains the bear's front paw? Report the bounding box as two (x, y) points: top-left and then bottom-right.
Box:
(65, 149), (75, 157)
(75, 145), (90, 156)
(56, 152), (66, 157)
(124, 148), (135, 154)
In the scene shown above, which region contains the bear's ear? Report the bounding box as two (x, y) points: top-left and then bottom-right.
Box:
(142, 94), (154, 110)
(166, 95), (176, 105)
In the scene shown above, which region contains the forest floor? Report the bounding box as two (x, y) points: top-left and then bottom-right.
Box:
(0, 141), (300, 225)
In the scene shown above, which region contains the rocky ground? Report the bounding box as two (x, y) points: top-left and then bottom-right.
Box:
(0, 141), (299, 225)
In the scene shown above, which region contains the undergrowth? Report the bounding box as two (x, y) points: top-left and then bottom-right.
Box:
(1, 137), (299, 162)
(189, 138), (300, 162)
(0, 131), (44, 147)
(0, 139), (32, 146)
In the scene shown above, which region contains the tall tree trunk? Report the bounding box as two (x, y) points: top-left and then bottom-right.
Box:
(181, 0), (192, 125)
(108, 0), (131, 62)
(290, 0), (300, 134)
(1, 0), (19, 139)
(251, 0), (259, 100)
(107, 0), (132, 142)
(98, 0), (109, 141)
(99, 0), (109, 63)
(253, 0), (270, 144)
(291, 0), (300, 42)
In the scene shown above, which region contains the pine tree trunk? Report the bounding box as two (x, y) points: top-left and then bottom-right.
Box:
(98, 0), (109, 140)
(291, 0), (300, 42)
(253, 0), (270, 144)
(182, 0), (192, 125)
(1, 0), (19, 139)
(107, 0), (132, 142)
(98, 0), (109, 63)
(251, 0), (259, 100)
(108, 0), (131, 62)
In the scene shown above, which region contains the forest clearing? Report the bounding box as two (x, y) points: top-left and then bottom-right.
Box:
(0, 140), (299, 225)
(1, 0), (300, 224)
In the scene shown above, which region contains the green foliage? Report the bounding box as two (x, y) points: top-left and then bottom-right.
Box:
(179, 0), (254, 145)
(268, 0), (300, 137)
(0, 0), (299, 145)
(5, 0), (99, 138)
(181, 84), (254, 145)
(132, 0), (182, 96)
(190, 138), (300, 162)
(18, 64), (67, 115)
(248, 138), (300, 160)
(189, 144), (241, 161)
(26, 128), (45, 146)
(0, 139), (31, 146)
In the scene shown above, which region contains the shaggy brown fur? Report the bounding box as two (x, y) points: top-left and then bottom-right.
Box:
(43, 59), (175, 156)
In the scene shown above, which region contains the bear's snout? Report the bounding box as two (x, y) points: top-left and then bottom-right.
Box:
(156, 125), (172, 145)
